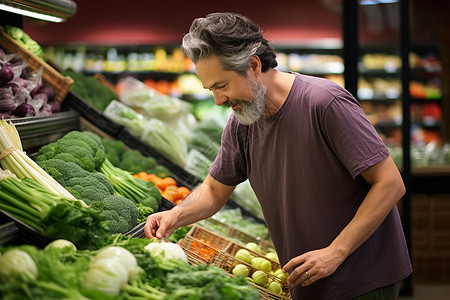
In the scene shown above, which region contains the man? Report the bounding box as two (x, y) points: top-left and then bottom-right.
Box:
(145, 12), (412, 300)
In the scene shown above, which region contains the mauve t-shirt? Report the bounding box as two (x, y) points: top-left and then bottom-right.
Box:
(209, 73), (412, 299)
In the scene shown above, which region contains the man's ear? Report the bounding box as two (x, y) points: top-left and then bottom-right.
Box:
(248, 55), (262, 76)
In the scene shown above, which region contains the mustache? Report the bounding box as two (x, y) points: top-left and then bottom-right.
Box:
(222, 100), (246, 108)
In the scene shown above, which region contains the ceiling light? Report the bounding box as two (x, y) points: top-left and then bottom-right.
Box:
(0, 0), (76, 23)
(0, 4), (64, 22)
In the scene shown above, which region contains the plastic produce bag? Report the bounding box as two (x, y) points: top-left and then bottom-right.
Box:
(142, 93), (193, 122)
(232, 180), (264, 220)
(141, 118), (188, 167)
(118, 76), (157, 108)
(104, 100), (144, 136)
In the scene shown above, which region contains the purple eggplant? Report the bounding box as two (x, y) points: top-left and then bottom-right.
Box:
(13, 103), (36, 117)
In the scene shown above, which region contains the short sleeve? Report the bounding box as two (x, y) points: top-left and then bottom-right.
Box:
(209, 115), (248, 186)
(322, 94), (390, 178)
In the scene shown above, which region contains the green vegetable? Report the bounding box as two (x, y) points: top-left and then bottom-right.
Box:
(144, 240), (188, 262)
(37, 159), (114, 203)
(0, 120), (76, 201)
(85, 257), (129, 297)
(35, 130), (106, 172)
(100, 137), (127, 166)
(185, 148), (214, 180)
(267, 281), (282, 294)
(232, 264), (249, 277)
(266, 251), (279, 263)
(119, 149), (156, 174)
(252, 270), (268, 286)
(235, 249), (253, 264)
(101, 137), (170, 177)
(141, 118), (188, 167)
(91, 194), (138, 234)
(250, 257), (272, 272)
(5, 25), (45, 61)
(188, 130), (220, 161)
(135, 203), (154, 224)
(0, 171), (110, 250)
(104, 100), (144, 137)
(246, 242), (263, 254)
(167, 225), (192, 243)
(99, 158), (161, 211)
(85, 246), (141, 297)
(0, 249), (38, 281)
(63, 70), (117, 111)
(44, 239), (77, 252)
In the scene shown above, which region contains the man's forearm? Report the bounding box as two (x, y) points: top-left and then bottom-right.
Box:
(170, 176), (234, 227)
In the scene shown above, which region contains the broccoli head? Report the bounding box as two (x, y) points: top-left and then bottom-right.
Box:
(65, 175), (114, 204)
(37, 158), (88, 186)
(53, 146), (96, 172)
(35, 142), (57, 163)
(60, 131), (106, 169)
(101, 137), (127, 166)
(91, 194), (138, 234)
(118, 149), (160, 175)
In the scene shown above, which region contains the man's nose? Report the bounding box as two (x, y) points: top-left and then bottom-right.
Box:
(213, 91), (228, 106)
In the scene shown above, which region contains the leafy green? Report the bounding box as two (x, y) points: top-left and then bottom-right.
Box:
(141, 118), (188, 167)
(0, 174), (110, 250)
(99, 158), (161, 211)
(62, 70), (117, 111)
(5, 25), (45, 61)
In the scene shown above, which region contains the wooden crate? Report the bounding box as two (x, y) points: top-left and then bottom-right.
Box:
(180, 225), (232, 263)
(0, 26), (73, 104)
(204, 218), (274, 252)
(213, 250), (291, 299)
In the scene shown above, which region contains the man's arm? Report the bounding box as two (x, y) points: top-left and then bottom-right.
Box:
(283, 155), (405, 287)
(144, 174), (235, 239)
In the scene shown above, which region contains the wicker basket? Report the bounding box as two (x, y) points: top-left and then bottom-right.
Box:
(224, 242), (281, 272)
(213, 250), (291, 299)
(0, 26), (73, 104)
(180, 225), (232, 264)
(204, 218), (274, 253)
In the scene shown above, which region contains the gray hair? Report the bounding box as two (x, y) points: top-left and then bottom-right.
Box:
(181, 12), (278, 75)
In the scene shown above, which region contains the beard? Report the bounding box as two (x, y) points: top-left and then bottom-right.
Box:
(223, 78), (267, 125)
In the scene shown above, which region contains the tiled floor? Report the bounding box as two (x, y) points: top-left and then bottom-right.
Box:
(399, 285), (450, 300)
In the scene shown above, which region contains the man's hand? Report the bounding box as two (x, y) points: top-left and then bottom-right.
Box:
(144, 210), (178, 240)
(282, 246), (345, 287)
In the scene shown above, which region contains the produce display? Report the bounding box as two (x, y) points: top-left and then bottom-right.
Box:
(0, 47), (61, 118)
(62, 70), (116, 111)
(4, 26), (45, 62)
(101, 137), (171, 178)
(134, 172), (190, 205)
(180, 225), (290, 299)
(0, 235), (260, 299)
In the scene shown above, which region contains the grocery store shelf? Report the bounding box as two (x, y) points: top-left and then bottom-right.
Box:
(11, 109), (80, 152)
